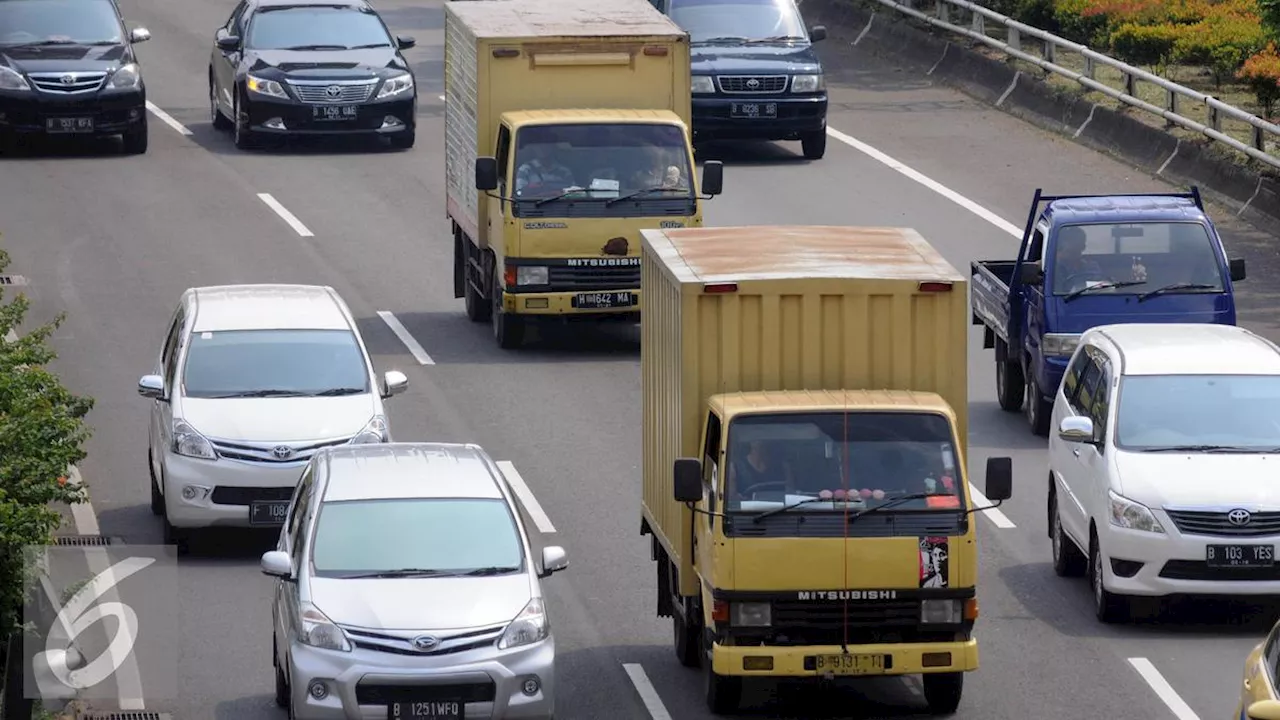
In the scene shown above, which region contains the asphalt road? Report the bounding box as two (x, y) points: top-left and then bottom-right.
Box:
(3, 0), (1278, 718)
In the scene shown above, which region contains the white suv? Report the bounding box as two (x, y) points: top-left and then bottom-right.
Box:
(1047, 322), (1280, 623)
(138, 284), (408, 552)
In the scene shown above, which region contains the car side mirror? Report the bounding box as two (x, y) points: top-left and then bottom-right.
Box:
(1230, 257), (1247, 282)
(261, 550), (294, 579)
(700, 160), (723, 197)
(138, 374), (165, 400)
(130, 27), (151, 43)
(216, 34), (240, 52)
(381, 370), (409, 399)
(475, 156), (499, 191)
(1058, 415), (1096, 444)
(538, 545), (568, 578)
(984, 456), (1013, 502)
(1248, 700), (1280, 720)
(673, 458), (703, 503)
(396, 35), (416, 50)
(1019, 263), (1043, 285)
(809, 25), (827, 42)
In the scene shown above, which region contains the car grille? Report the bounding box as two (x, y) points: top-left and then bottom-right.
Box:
(547, 264), (640, 290)
(1164, 509), (1280, 538)
(209, 486), (295, 506)
(717, 75), (788, 93)
(287, 80), (377, 104)
(28, 71), (107, 95)
(343, 623), (506, 657)
(208, 436), (353, 464)
(1159, 560), (1280, 581)
(355, 681), (495, 705)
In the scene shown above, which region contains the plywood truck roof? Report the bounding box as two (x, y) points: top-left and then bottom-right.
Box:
(646, 226), (964, 283)
(446, 0), (684, 39)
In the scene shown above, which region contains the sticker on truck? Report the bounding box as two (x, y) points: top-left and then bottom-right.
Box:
(920, 536), (950, 589)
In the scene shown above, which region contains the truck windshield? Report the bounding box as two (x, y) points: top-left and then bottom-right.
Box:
(723, 412), (964, 513)
(1116, 374), (1280, 452)
(1051, 221), (1224, 296)
(669, 0), (808, 44)
(511, 123), (694, 217)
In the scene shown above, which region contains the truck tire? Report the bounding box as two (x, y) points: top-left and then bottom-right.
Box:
(1024, 366), (1051, 437)
(703, 638), (741, 714)
(464, 268), (491, 323)
(672, 611), (700, 668)
(922, 672), (963, 715)
(994, 340), (1024, 412)
(492, 267), (525, 349)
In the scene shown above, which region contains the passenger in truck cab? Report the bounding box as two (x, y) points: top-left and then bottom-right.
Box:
(629, 144), (686, 189)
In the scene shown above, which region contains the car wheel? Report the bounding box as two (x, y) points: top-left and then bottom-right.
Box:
(210, 74), (232, 131)
(1050, 487), (1086, 577)
(1024, 368), (1050, 437)
(121, 116), (148, 155)
(148, 451), (163, 516)
(492, 266), (524, 349)
(273, 634), (289, 708)
(233, 93), (256, 150)
(922, 672), (964, 715)
(1090, 530), (1129, 623)
(800, 129), (826, 160)
(995, 340), (1024, 412)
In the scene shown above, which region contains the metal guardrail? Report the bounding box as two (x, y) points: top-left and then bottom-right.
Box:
(863, 0), (1280, 168)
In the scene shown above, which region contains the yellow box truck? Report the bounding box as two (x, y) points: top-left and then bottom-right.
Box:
(639, 225), (1013, 715)
(445, 0), (723, 349)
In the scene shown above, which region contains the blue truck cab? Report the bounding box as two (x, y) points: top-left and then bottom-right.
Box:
(650, 0), (829, 159)
(971, 188), (1247, 436)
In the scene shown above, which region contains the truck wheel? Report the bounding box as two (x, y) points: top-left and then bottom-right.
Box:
(492, 267), (525, 349)
(994, 340), (1024, 412)
(703, 639), (741, 714)
(1024, 370), (1051, 437)
(1050, 487), (1086, 577)
(800, 129), (826, 160)
(673, 610), (700, 668)
(922, 672), (963, 715)
(463, 254), (491, 323)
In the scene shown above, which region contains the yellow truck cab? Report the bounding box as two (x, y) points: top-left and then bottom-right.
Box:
(639, 226), (1014, 715)
(444, 0), (724, 349)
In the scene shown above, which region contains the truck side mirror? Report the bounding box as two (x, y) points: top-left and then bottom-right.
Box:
(700, 160), (723, 197)
(809, 25), (827, 42)
(1230, 257), (1247, 282)
(475, 157), (499, 191)
(1018, 263), (1043, 285)
(984, 457), (1013, 502)
(1247, 700), (1280, 720)
(673, 458), (703, 502)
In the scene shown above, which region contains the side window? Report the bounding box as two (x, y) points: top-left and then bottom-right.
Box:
(288, 477), (314, 561)
(1062, 344), (1093, 403)
(1073, 357), (1102, 415)
(495, 125), (512, 192)
(1027, 227), (1046, 265)
(162, 310), (185, 388)
(702, 412), (721, 521)
(1090, 361), (1112, 438)
(225, 0), (248, 34)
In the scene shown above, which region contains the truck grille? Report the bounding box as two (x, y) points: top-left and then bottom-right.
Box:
(29, 71), (106, 94)
(548, 264), (640, 290)
(732, 599), (960, 646)
(717, 75), (788, 93)
(355, 681), (495, 705)
(1164, 509), (1280, 538)
(287, 80), (376, 104)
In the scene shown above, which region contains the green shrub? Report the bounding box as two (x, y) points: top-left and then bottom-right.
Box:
(1109, 22), (1184, 66)
(1174, 11), (1267, 85)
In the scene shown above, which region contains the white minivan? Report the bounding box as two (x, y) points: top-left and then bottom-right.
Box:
(1047, 323), (1280, 623)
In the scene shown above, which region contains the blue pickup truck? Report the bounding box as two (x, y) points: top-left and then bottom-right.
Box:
(971, 188), (1247, 436)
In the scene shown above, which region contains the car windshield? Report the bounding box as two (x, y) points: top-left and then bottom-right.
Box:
(0, 0), (123, 46)
(723, 412), (965, 513)
(181, 329), (370, 398)
(310, 498), (524, 578)
(1050, 221), (1225, 296)
(511, 123), (693, 201)
(246, 6), (392, 50)
(668, 0), (807, 43)
(1116, 375), (1280, 451)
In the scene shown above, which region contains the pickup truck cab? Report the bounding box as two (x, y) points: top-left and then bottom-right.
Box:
(971, 188), (1246, 437)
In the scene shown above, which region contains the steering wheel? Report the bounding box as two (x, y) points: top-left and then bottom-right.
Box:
(740, 481), (787, 498)
(1061, 270), (1108, 292)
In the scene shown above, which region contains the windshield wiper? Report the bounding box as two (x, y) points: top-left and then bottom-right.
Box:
(206, 389), (311, 398)
(1062, 279), (1145, 302)
(533, 186), (591, 207)
(282, 44), (350, 51)
(310, 387), (365, 397)
(459, 566), (520, 576)
(694, 36), (749, 44)
(605, 186), (685, 206)
(348, 43), (391, 49)
(747, 35), (807, 42)
(752, 496), (827, 523)
(1136, 282), (1217, 302)
(341, 568), (456, 579)
(753, 492), (957, 524)
(1140, 444), (1276, 453)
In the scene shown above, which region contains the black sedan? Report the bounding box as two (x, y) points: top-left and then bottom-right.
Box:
(208, 0), (417, 150)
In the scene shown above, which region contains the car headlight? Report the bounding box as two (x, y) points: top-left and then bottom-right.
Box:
(730, 602), (771, 627)
(1108, 489), (1165, 534)
(516, 266), (548, 286)
(498, 598), (549, 649)
(106, 63), (141, 90)
(1042, 333), (1081, 358)
(691, 75), (715, 94)
(920, 599), (963, 624)
(791, 74), (824, 93)
(298, 602), (351, 652)
(172, 419), (217, 460)
(0, 66), (30, 92)
(376, 72), (413, 100)
(246, 74), (288, 99)
(348, 415), (389, 445)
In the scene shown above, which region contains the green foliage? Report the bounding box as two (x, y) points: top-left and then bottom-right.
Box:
(1109, 22), (1184, 66)
(1173, 11), (1267, 85)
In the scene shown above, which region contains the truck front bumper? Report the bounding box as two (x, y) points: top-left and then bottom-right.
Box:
(711, 639), (978, 677)
(499, 289), (641, 318)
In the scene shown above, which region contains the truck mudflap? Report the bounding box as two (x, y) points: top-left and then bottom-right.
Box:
(709, 638), (978, 678)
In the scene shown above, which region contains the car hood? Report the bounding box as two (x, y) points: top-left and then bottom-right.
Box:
(1114, 451), (1280, 507)
(310, 574), (534, 631)
(1, 44), (130, 73)
(690, 42), (821, 75)
(177, 395), (378, 442)
(244, 48), (406, 79)
(1049, 293), (1231, 332)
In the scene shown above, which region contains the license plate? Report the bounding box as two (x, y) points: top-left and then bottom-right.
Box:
(45, 117), (93, 133)
(1206, 544), (1274, 568)
(730, 102), (777, 119)
(313, 105), (358, 121)
(814, 653), (885, 675)
(573, 291), (635, 309)
(387, 700), (463, 719)
(248, 500), (290, 526)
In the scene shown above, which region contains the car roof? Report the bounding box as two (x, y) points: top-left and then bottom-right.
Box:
(1042, 196), (1208, 226)
(254, 0), (369, 9)
(188, 284), (351, 333)
(318, 443), (506, 502)
(1089, 324), (1280, 376)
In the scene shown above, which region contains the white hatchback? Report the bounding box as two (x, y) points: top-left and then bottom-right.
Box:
(1047, 323), (1280, 623)
(138, 284), (408, 552)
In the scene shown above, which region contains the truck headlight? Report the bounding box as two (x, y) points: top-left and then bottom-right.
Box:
(730, 602), (771, 627)
(920, 599), (962, 624)
(516, 266), (548, 286)
(691, 75), (715, 94)
(791, 74), (824, 93)
(1108, 489), (1165, 534)
(1042, 333), (1081, 358)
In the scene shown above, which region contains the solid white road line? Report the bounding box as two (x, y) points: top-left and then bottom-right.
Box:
(496, 461), (557, 534)
(1128, 658), (1200, 720)
(145, 101), (192, 136)
(438, 94), (446, 101)
(967, 482), (1016, 529)
(376, 311), (435, 365)
(256, 193), (315, 237)
(622, 663), (673, 720)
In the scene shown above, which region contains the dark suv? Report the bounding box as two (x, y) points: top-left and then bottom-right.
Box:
(0, 0), (151, 154)
(654, 0), (828, 159)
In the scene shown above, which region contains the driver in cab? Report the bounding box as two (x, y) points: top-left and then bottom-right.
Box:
(515, 144), (574, 196)
(729, 440), (794, 499)
(1055, 226), (1104, 287)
